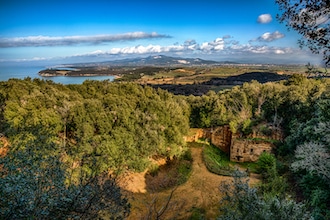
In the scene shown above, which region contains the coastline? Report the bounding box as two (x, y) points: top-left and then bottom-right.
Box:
(38, 68), (119, 77)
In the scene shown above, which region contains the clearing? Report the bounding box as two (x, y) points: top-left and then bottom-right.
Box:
(123, 146), (260, 219)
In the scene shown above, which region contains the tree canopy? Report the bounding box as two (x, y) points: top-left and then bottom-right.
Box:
(0, 79), (190, 174)
(1, 76), (330, 218)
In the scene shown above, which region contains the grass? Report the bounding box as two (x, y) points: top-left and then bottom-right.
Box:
(189, 207), (206, 220)
(202, 144), (235, 176)
(145, 149), (193, 191)
(237, 162), (260, 173)
(187, 141), (206, 148)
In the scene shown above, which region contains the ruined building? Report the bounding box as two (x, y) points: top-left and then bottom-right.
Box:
(185, 125), (281, 163)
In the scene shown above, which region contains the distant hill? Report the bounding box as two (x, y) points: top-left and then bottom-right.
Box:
(69, 55), (235, 67)
(205, 72), (289, 85)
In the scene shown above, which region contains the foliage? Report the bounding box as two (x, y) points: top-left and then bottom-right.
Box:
(0, 79), (190, 174)
(203, 144), (234, 176)
(187, 141), (205, 148)
(241, 118), (253, 135)
(298, 173), (330, 219)
(276, 0), (330, 66)
(188, 77), (330, 135)
(0, 149), (130, 219)
(189, 207), (206, 220)
(1, 76), (330, 218)
(283, 91), (330, 218)
(145, 151), (193, 191)
(187, 77), (329, 217)
(186, 77), (330, 218)
(291, 142), (330, 181)
(218, 171), (313, 220)
(257, 152), (276, 175)
(256, 152), (288, 197)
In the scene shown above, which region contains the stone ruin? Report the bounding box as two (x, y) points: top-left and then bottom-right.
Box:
(185, 125), (281, 163)
(230, 139), (273, 162)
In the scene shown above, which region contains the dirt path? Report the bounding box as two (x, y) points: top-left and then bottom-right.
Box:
(125, 147), (260, 219)
(0, 136), (9, 157)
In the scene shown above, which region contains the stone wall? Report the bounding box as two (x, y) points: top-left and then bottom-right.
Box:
(230, 139), (273, 162)
(185, 126), (277, 163)
(210, 126), (232, 154)
(184, 127), (232, 154)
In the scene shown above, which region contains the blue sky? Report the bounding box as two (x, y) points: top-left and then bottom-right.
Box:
(0, 0), (324, 65)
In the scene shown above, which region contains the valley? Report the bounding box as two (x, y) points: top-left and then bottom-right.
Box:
(1, 58), (329, 219)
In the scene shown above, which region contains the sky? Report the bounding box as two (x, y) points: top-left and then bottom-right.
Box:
(0, 0), (324, 66)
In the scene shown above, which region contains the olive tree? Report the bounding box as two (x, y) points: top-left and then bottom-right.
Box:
(291, 142), (330, 182)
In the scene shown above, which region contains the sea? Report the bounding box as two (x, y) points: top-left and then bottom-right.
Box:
(0, 63), (115, 84)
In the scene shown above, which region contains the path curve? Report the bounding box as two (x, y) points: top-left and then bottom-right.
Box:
(126, 147), (237, 219)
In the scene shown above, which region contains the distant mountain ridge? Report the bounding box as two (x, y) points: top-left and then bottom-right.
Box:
(69, 55), (237, 67)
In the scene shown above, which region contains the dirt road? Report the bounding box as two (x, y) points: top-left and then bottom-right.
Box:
(125, 147), (248, 219)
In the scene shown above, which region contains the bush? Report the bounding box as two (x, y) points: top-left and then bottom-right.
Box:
(257, 152), (276, 175)
(203, 144), (234, 176)
(145, 151), (193, 191)
(148, 163), (160, 177)
(260, 125), (273, 136)
(189, 207), (206, 220)
(181, 148), (193, 161)
(218, 171), (312, 220)
(241, 119), (253, 135)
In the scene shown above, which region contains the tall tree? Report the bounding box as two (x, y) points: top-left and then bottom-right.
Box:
(276, 0), (330, 66)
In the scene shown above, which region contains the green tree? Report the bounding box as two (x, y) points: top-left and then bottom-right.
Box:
(218, 171), (312, 220)
(257, 153), (288, 197)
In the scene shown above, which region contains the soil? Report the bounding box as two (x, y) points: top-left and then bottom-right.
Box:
(122, 147), (261, 219)
(0, 136), (9, 157)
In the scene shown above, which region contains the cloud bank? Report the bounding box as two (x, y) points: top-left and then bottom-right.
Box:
(71, 37), (296, 59)
(0, 32), (170, 47)
(256, 31), (285, 42)
(257, 14), (272, 23)
(1, 33), (319, 65)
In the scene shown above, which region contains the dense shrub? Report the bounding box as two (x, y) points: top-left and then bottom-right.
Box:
(203, 144), (234, 176)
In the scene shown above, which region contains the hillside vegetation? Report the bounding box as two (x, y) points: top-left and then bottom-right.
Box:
(0, 74), (329, 219)
(0, 79), (190, 173)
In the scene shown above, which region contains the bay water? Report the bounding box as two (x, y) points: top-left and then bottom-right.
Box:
(0, 63), (115, 84)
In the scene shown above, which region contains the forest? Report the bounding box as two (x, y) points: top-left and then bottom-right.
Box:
(0, 73), (329, 219)
(1, 0), (329, 218)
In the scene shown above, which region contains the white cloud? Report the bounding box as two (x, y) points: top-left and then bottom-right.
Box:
(80, 44), (185, 56)
(200, 42), (213, 51)
(227, 44), (294, 55)
(5, 35), (319, 65)
(184, 40), (199, 50)
(257, 14), (272, 24)
(274, 49), (285, 54)
(83, 37), (226, 56)
(256, 31), (285, 42)
(72, 37), (295, 59)
(0, 32), (170, 47)
(200, 38), (225, 51)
